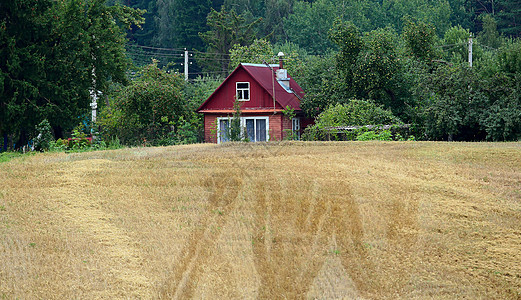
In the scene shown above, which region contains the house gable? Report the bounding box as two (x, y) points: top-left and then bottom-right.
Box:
(197, 63), (305, 113)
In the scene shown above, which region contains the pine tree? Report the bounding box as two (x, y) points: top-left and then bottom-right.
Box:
(198, 6), (261, 75)
(496, 0), (521, 37)
(0, 0), (144, 147)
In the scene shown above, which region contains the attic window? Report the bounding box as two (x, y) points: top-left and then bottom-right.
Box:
(236, 82), (250, 101)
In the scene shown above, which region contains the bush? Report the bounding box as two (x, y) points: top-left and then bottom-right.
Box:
(33, 119), (54, 151)
(98, 62), (187, 146)
(315, 100), (401, 129)
(355, 129), (392, 141)
(50, 138), (68, 151)
(303, 99), (403, 141)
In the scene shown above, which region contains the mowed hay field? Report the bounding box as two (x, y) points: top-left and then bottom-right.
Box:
(1, 142), (520, 299)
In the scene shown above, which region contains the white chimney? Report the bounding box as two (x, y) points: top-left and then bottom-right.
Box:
(276, 52), (290, 90)
(278, 52), (284, 69)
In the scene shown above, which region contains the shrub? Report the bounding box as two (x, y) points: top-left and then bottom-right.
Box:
(98, 62), (187, 146)
(303, 99), (403, 141)
(33, 119), (54, 151)
(356, 129), (393, 141)
(315, 100), (401, 129)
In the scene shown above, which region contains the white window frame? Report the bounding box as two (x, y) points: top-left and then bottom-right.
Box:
(236, 82), (250, 101)
(216, 117), (229, 144)
(216, 116), (269, 144)
(292, 117), (301, 140)
(242, 116), (269, 142)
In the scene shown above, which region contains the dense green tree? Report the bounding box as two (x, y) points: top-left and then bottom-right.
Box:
(355, 28), (407, 113)
(302, 99), (402, 140)
(222, 0), (263, 15)
(228, 39), (304, 74)
(329, 19), (363, 76)
(109, 0), (157, 46)
(479, 39), (521, 140)
(301, 21), (407, 118)
(313, 100), (401, 128)
(328, 21), (408, 115)
(341, 0), (387, 33)
(298, 52), (343, 117)
(284, 0), (337, 54)
(181, 75), (222, 142)
(285, 0), (456, 56)
(221, 0), (295, 43)
(446, 0), (473, 30)
(478, 14), (502, 48)
(442, 25), (484, 64)
(0, 0), (143, 147)
(382, 0), (452, 35)
(418, 64), (488, 140)
(480, 72), (521, 140)
(495, 38), (521, 74)
(154, 0), (211, 49)
(98, 62), (186, 145)
(402, 17), (439, 62)
(262, 0), (294, 42)
(198, 6), (261, 75)
(229, 39), (274, 68)
(129, 0), (157, 46)
(0, 0), (53, 145)
(496, 0), (521, 37)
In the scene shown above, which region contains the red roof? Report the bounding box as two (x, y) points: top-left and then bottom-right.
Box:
(197, 63), (305, 112)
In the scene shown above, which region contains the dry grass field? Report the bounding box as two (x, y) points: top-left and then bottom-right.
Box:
(1, 141), (520, 299)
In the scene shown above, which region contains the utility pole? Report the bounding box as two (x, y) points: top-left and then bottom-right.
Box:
(90, 86), (98, 124)
(184, 48), (189, 81)
(468, 35), (473, 68)
(90, 70), (99, 139)
(90, 50), (98, 137)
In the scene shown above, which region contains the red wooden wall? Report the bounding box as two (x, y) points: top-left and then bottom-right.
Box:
(201, 68), (284, 111)
(203, 113), (295, 143)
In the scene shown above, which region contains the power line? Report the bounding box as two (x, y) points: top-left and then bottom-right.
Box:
(437, 42), (468, 48)
(126, 52), (186, 58)
(127, 44), (186, 52)
(192, 50), (230, 57)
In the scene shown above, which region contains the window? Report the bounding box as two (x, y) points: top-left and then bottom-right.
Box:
(292, 117), (301, 140)
(218, 119), (230, 143)
(217, 116), (269, 143)
(236, 82), (250, 101)
(244, 117), (267, 142)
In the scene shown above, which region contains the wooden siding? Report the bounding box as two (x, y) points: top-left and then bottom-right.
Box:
(201, 68), (284, 111)
(204, 113), (294, 143)
(282, 114), (292, 140)
(269, 114), (282, 141)
(203, 114), (218, 144)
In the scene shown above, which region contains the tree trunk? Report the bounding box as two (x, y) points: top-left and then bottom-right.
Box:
(15, 130), (27, 150)
(2, 134), (7, 152)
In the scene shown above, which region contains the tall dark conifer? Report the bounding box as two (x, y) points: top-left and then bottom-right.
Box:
(0, 0), (144, 146)
(497, 0), (521, 37)
(154, 0), (212, 50)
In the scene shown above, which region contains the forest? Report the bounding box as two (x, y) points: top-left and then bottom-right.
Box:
(1, 0), (521, 149)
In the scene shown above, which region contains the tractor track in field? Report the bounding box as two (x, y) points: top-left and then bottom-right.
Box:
(252, 175), (365, 299)
(160, 173), (243, 299)
(50, 159), (154, 298)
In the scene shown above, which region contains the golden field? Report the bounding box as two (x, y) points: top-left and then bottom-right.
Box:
(0, 141), (520, 299)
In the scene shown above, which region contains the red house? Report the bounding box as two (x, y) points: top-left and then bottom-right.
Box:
(197, 55), (311, 143)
